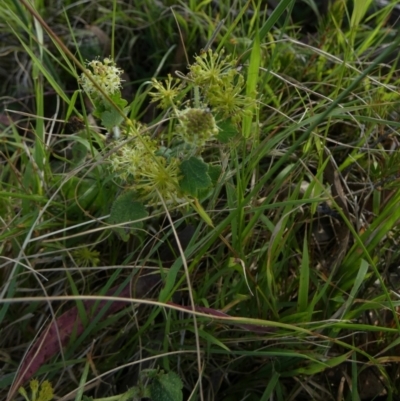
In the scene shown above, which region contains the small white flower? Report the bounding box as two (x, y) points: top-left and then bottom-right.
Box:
(79, 58), (124, 98)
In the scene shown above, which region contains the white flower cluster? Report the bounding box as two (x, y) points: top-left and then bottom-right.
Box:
(79, 58), (123, 98)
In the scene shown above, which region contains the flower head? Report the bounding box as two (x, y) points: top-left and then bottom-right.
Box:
(110, 135), (159, 180)
(135, 156), (182, 205)
(207, 76), (257, 123)
(176, 107), (219, 146)
(110, 132), (183, 205)
(149, 74), (183, 110)
(79, 58), (124, 98)
(188, 49), (256, 125)
(19, 380), (54, 401)
(189, 49), (236, 90)
(71, 247), (100, 267)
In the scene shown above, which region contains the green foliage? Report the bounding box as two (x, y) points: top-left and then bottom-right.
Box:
(94, 93), (129, 131)
(79, 369), (183, 401)
(82, 48), (256, 211)
(148, 370), (183, 401)
(179, 157), (212, 197)
(217, 119), (239, 143)
(3, 0), (400, 400)
(108, 190), (148, 241)
(61, 176), (105, 215)
(76, 47), (257, 240)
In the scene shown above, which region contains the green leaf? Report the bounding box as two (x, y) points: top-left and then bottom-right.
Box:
(260, 371), (280, 401)
(101, 108), (125, 130)
(71, 141), (88, 165)
(94, 92), (128, 130)
(243, 17), (260, 139)
(76, 360), (91, 401)
(108, 190), (148, 241)
(109, 91), (128, 109)
(247, 0), (295, 53)
(179, 157), (212, 197)
(208, 164), (222, 184)
(217, 119), (238, 143)
(285, 352), (352, 376)
(150, 371), (183, 401)
(197, 328), (230, 351)
(119, 386), (141, 401)
(198, 164), (221, 200)
(61, 177), (105, 215)
(297, 236), (310, 315)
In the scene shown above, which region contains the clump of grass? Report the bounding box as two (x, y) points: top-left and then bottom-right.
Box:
(2, 0), (400, 400)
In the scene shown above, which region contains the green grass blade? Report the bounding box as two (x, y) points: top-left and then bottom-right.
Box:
(297, 236), (310, 315)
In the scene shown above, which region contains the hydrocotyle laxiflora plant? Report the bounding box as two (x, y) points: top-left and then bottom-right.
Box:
(78, 50), (257, 237)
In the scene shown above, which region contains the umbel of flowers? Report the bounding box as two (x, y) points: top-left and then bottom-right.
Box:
(79, 57), (124, 100)
(78, 50), (255, 207)
(19, 379), (54, 401)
